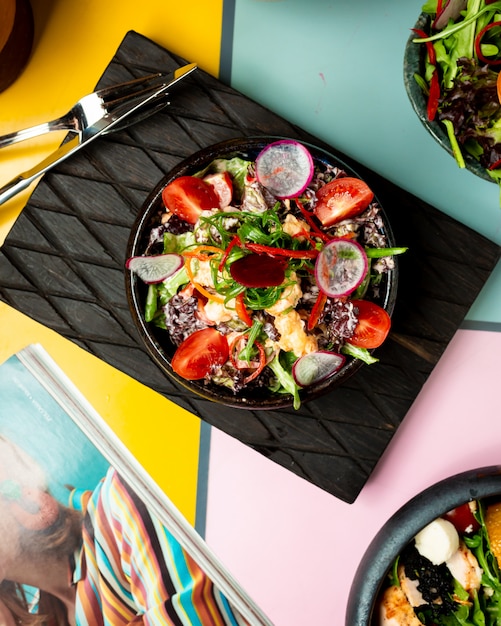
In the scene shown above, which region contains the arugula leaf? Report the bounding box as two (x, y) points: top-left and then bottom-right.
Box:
(163, 230), (196, 253)
(341, 343), (379, 365)
(157, 267), (190, 303)
(422, 0), (439, 14)
(238, 319), (263, 362)
(267, 352), (301, 410)
(145, 284), (158, 322)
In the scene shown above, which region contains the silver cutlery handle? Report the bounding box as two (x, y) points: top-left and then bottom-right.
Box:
(0, 134), (82, 206)
(0, 122), (54, 148)
(0, 176), (30, 205)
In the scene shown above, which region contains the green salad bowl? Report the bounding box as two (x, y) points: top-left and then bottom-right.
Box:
(125, 136), (399, 410)
(403, 12), (494, 183)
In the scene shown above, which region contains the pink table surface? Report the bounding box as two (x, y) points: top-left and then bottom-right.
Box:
(205, 328), (501, 625)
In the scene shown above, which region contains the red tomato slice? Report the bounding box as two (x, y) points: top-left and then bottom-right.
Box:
(314, 177), (374, 227)
(203, 171), (233, 208)
(162, 176), (219, 224)
(171, 328), (229, 380)
(347, 300), (391, 349)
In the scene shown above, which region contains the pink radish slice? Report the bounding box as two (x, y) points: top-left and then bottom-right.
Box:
(315, 238), (368, 297)
(126, 253), (184, 284)
(432, 0), (467, 30)
(292, 351), (346, 387)
(255, 140), (314, 199)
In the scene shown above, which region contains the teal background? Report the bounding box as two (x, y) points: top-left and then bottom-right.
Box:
(228, 0), (501, 327)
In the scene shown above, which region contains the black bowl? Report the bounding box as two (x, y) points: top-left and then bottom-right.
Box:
(346, 466), (501, 625)
(403, 12), (493, 183)
(125, 136), (399, 410)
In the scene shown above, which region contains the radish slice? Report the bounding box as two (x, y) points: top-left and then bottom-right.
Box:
(292, 350), (346, 387)
(126, 253), (184, 284)
(315, 238), (368, 297)
(255, 140), (314, 199)
(432, 0), (467, 30)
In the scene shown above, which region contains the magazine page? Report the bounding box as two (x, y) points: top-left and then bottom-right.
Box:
(0, 343), (272, 626)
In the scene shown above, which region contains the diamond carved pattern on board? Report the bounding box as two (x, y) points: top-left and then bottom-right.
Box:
(0, 32), (499, 503)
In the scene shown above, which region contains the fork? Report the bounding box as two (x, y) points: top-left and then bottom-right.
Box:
(0, 71), (174, 148)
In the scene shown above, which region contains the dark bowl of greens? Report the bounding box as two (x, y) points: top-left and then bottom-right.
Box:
(404, 3), (501, 185)
(346, 466), (501, 625)
(125, 136), (400, 410)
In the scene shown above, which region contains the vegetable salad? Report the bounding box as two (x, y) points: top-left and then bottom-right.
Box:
(127, 140), (404, 409)
(412, 1), (501, 192)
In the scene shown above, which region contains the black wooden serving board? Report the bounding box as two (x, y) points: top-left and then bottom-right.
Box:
(0, 32), (499, 503)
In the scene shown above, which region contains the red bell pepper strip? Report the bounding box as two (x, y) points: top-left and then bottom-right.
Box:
(229, 334), (266, 383)
(235, 292), (253, 326)
(307, 290), (327, 331)
(292, 229), (320, 248)
(475, 21), (501, 65)
(489, 157), (501, 170)
(293, 198), (330, 242)
(427, 69), (440, 121)
(218, 234), (242, 272)
(245, 242), (319, 259)
(412, 28), (437, 65)
(243, 341), (266, 383)
(412, 28), (440, 121)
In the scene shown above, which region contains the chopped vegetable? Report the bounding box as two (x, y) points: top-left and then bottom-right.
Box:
(412, 27), (441, 120)
(346, 299), (391, 349)
(235, 292), (253, 326)
(229, 333), (266, 383)
(255, 139), (314, 198)
(307, 290), (327, 331)
(314, 177), (374, 227)
(315, 239), (368, 297)
(432, 0), (467, 29)
(126, 253), (184, 284)
(162, 175), (219, 224)
(171, 328), (229, 380)
(292, 351), (345, 387)
(230, 253), (287, 288)
(203, 171), (233, 208)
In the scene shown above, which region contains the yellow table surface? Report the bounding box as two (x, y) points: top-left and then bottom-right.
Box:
(0, 0), (225, 524)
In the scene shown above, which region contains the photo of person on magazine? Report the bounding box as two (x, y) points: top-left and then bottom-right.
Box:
(0, 435), (246, 626)
(0, 346), (262, 626)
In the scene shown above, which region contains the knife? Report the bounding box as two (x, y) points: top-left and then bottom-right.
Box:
(0, 62), (197, 206)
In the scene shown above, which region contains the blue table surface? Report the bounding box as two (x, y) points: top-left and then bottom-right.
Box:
(228, 0), (501, 327)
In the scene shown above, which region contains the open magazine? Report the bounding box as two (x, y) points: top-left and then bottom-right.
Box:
(0, 343), (271, 626)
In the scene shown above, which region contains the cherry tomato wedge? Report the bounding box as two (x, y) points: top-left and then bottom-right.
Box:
(230, 253), (287, 287)
(171, 328), (229, 380)
(162, 176), (219, 224)
(347, 300), (391, 349)
(444, 503), (480, 535)
(203, 171), (233, 208)
(314, 177), (374, 227)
